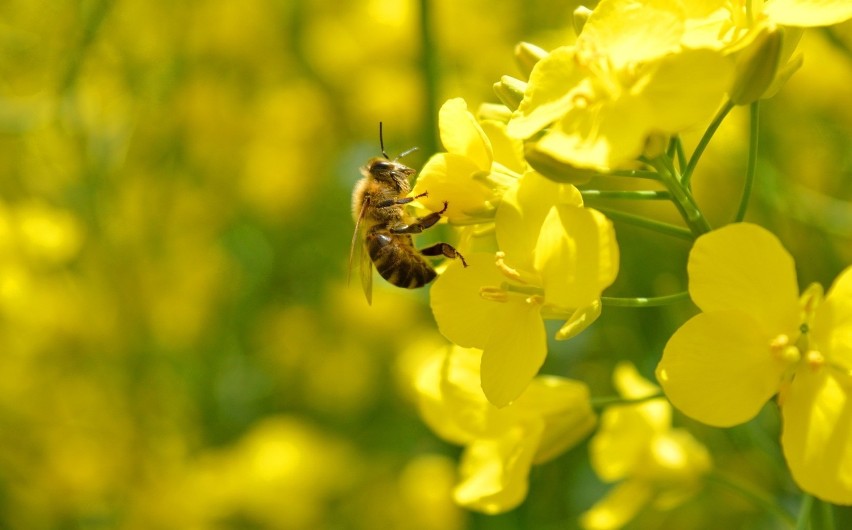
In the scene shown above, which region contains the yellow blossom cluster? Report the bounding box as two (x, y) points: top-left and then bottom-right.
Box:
(405, 0), (852, 525)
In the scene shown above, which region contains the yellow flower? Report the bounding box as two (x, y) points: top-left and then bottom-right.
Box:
(656, 222), (852, 504)
(582, 362), (711, 530)
(507, 0), (733, 170)
(763, 0), (852, 26)
(430, 172), (618, 407)
(412, 98), (524, 224)
(681, 0), (852, 103)
(415, 345), (596, 514)
(684, 0), (852, 39)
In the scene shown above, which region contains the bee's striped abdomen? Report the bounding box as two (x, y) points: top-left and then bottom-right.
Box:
(367, 231), (436, 288)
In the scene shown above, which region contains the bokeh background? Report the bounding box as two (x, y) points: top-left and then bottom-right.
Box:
(0, 0), (849, 529)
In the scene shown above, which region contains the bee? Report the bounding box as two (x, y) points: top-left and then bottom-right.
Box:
(349, 123), (467, 304)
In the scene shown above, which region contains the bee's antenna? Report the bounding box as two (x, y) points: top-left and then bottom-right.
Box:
(396, 146), (419, 160)
(379, 122), (389, 159)
(380, 121), (418, 160)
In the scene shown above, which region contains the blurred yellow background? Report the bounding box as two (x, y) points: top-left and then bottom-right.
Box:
(0, 0), (849, 529)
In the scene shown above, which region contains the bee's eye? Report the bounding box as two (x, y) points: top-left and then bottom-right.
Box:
(372, 161), (391, 171)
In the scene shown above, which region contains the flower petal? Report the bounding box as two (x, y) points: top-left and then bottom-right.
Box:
(591, 403), (663, 482)
(579, 0), (685, 68)
(496, 171), (580, 271)
(535, 206), (619, 309)
(514, 377), (597, 464)
(413, 153), (499, 222)
(440, 345), (518, 438)
(764, 0), (852, 27)
(656, 310), (788, 427)
(453, 422), (544, 514)
(591, 363), (671, 482)
(535, 95), (651, 170)
(555, 300), (602, 340)
(579, 479), (653, 530)
(781, 367), (852, 504)
(507, 46), (585, 139)
(639, 48), (732, 132)
(688, 223), (800, 336)
(414, 347), (476, 445)
(813, 266), (852, 372)
(438, 98), (492, 170)
(639, 430), (712, 485)
(481, 300), (547, 407)
(430, 253), (513, 349)
(480, 119), (525, 175)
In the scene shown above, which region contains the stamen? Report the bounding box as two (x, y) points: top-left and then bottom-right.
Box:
(495, 252), (525, 283)
(769, 334), (789, 349)
(480, 285), (509, 303)
(805, 350), (825, 370)
(525, 295), (545, 306)
(769, 334), (800, 364)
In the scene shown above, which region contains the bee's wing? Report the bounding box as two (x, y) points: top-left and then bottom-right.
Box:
(349, 197), (373, 304)
(360, 238), (373, 305)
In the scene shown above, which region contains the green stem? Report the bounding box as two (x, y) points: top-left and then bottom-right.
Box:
(653, 160), (712, 236)
(591, 392), (663, 410)
(666, 136), (678, 160)
(796, 494), (813, 530)
(706, 472), (797, 527)
(819, 499), (835, 530)
(682, 99), (735, 189)
(581, 190), (672, 201)
(674, 136), (688, 172)
(734, 101), (760, 221)
(601, 291), (690, 307)
(594, 207), (694, 241)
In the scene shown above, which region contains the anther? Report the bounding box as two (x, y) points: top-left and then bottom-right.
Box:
(805, 350), (825, 370)
(770, 334), (800, 364)
(480, 286), (509, 303)
(495, 252), (524, 283)
(525, 295), (545, 306)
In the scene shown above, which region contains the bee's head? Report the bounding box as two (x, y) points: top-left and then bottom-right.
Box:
(362, 122), (418, 191)
(363, 157), (416, 191)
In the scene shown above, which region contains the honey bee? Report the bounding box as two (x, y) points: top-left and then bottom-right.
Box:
(349, 123), (467, 304)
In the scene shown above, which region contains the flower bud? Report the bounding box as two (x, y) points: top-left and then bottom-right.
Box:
(477, 102), (513, 123)
(642, 132), (668, 160)
(762, 26), (803, 99)
(730, 25), (783, 105)
(514, 42), (549, 79)
(573, 6), (593, 36)
(524, 144), (597, 185)
(493, 75), (527, 111)
(555, 300), (601, 340)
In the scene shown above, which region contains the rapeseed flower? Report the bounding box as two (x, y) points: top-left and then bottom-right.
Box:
(507, 0), (733, 170)
(412, 98), (523, 225)
(680, 0), (852, 103)
(415, 345), (596, 514)
(656, 222), (852, 504)
(582, 362), (711, 530)
(430, 172), (618, 407)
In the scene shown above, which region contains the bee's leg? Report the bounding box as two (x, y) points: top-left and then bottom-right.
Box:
(420, 242), (467, 267)
(389, 201), (448, 234)
(375, 191), (428, 209)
